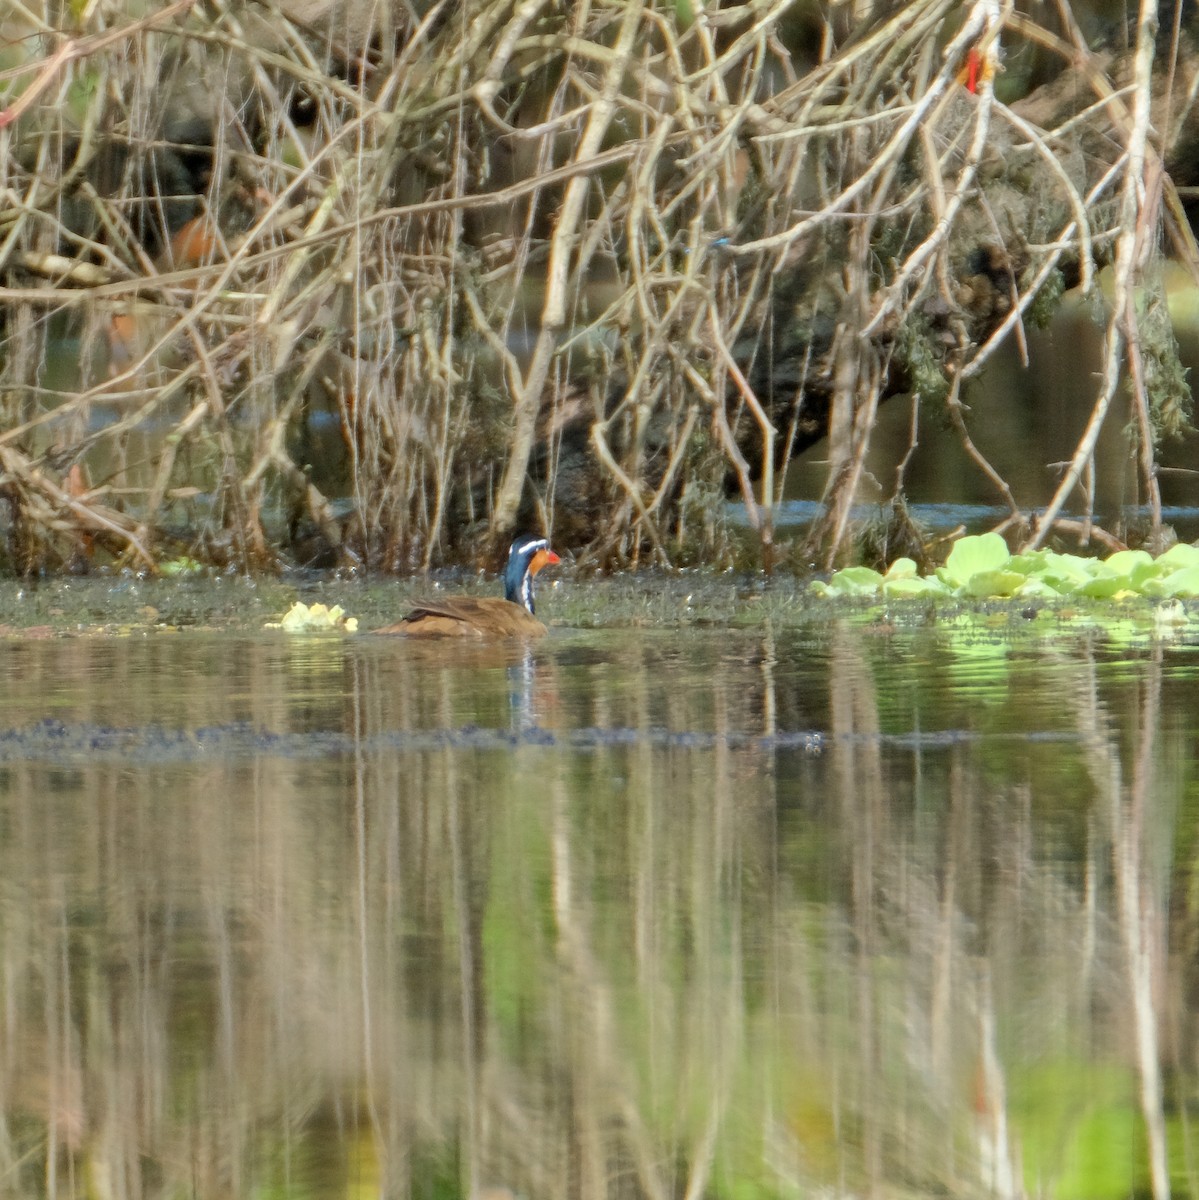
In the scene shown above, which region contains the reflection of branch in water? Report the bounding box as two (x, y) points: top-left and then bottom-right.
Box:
(1075, 645), (1170, 1200)
(1121, 645), (1169, 1200)
(349, 653), (388, 1171)
(547, 742), (749, 1200)
(760, 626), (777, 739)
(975, 971), (1018, 1199)
(828, 623), (884, 1190)
(550, 774), (669, 1200)
(448, 745), (485, 1200)
(11, 628), (1197, 1198)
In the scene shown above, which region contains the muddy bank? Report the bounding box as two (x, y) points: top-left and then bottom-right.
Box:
(0, 568), (1183, 638)
(0, 570), (776, 634)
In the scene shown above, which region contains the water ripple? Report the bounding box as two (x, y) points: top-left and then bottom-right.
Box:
(0, 718), (1090, 764)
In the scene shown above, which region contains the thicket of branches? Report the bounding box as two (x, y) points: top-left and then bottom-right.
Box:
(0, 0), (1191, 573)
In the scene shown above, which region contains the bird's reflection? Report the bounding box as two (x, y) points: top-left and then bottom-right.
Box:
(507, 644), (539, 731)
(361, 636), (561, 735)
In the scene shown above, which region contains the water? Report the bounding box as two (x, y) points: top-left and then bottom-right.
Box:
(1, 621), (1198, 1199)
(728, 499), (1199, 541)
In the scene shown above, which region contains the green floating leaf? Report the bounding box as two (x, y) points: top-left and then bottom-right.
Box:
(960, 568), (1026, 598)
(884, 557), (920, 580)
(1152, 565), (1199, 598)
(820, 566), (885, 597)
(1036, 552), (1097, 592)
(1155, 542), (1199, 571)
(882, 576), (948, 598)
(267, 601), (358, 633)
(941, 533), (1011, 587)
(814, 536), (1199, 611)
(1008, 549), (1052, 576)
(1103, 549), (1156, 581)
(1074, 573), (1135, 599)
(1014, 577), (1064, 599)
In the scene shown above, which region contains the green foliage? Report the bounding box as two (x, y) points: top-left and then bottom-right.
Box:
(893, 317), (950, 404)
(1026, 267), (1066, 329)
(672, 0), (696, 26)
(811, 533), (1199, 611)
(1138, 282), (1192, 441)
(266, 601), (358, 633)
(65, 68), (100, 125)
(158, 556), (205, 577)
(939, 531), (1010, 586)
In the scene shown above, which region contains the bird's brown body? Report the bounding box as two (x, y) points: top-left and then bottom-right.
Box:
(379, 596), (549, 638)
(377, 535), (560, 638)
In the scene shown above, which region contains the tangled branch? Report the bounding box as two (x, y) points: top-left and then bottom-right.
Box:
(0, 0), (1184, 573)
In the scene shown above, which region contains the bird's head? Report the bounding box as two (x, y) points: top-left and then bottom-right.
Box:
(504, 535), (561, 613)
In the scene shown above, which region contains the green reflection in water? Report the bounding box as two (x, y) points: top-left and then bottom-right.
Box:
(0, 625), (1195, 1198)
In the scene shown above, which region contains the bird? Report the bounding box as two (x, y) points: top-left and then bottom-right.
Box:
(377, 534), (561, 637)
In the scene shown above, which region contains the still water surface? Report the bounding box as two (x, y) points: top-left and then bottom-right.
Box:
(1, 621), (1198, 1199)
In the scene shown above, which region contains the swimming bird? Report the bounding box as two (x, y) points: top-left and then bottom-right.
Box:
(378, 534), (561, 637)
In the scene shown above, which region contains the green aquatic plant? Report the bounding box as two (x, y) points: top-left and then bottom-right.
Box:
(810, 534), (1199, 609)
(266, 601), (358, 634)
(158, 556), (206, 577)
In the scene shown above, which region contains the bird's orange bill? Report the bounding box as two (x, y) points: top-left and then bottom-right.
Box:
(529, 548), (560, 575)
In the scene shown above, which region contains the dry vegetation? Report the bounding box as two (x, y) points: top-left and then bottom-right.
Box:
(0, 0), (1192, 574)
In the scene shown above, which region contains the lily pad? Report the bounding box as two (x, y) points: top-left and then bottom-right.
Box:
(941, 533), (1011, 588)
(1074, 573), (1136, 599)
(810, 538), (1199, 611)
(1154, 543), (1199, 571)
(267, 601), (359, 633)
(883, 576), (948, 598)
(1036, 552), (1097, 593)
(959, 568), (1026, 598)
(1103, 549), (1156, 584)
(816, 566), (885, 598)
(1014, 577), (1064, 599)
(1150, 565), (1199, 598)
(884, 558), (920, 581)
